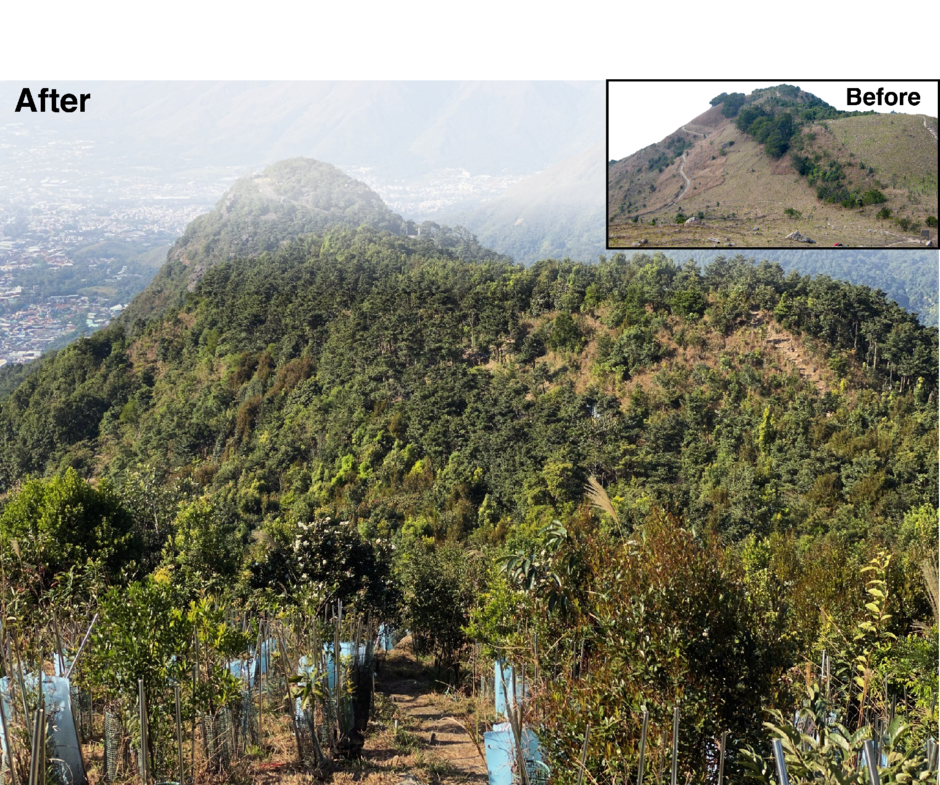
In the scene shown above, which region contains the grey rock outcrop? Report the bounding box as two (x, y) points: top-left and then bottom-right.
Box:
(785, 231), (816, 244)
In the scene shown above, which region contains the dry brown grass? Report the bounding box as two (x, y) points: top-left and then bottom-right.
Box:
(609, 111), (937, 248)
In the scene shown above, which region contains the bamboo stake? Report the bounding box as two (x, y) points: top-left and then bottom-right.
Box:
(190, 633), (197, 782)
(670, 706), (679, 785)
(509, 664), (527, 785)
(273, 631), (302, 764)
(254, 620), (264, 748)
(717, 731), (727, 785)
(576, 723), (591, 785)
(10, 632), (31, 741)
(0, 673), (17, 785)
(637, 709), (648, 785)
(138, 680), (149, 785)
(533, 631), (538, 687)
(174, 686), (184, 785)
(34, 630), (43, 716)
(49, 615), (64, 678)
(333, 607), (342, 744)
(0, 629), (20, 785)
(65, 615), (98, 680)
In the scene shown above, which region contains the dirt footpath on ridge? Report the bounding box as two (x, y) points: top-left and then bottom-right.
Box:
(331, 637), (489, 785)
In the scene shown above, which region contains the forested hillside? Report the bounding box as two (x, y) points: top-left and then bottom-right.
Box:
(0, 231), (936, 782)
(683, 248), (939, 326)
(2, 236), (935, 521)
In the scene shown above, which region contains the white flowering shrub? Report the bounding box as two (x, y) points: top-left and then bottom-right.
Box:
(287, 517), (396, 612)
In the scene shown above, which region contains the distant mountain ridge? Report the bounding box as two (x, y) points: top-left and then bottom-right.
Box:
(439, 143), (605, 263)
(2, 81), (603, 178)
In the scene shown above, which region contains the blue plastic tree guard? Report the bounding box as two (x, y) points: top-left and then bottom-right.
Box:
(1, 672), (85, 785)
(376, 623), (401, 652)
(227, 638), (277, 689)
(494, 661), (529, 718)
(484, 722), (549, 785)
(322, 642), (367, 691)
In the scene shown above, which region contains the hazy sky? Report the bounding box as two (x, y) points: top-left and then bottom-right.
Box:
(608, 81), (939, 161)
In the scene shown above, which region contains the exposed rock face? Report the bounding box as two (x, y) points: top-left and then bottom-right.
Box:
(684, 216), (702, 225)
(632, 239), (649, 246)
(786, 231), (816, 244)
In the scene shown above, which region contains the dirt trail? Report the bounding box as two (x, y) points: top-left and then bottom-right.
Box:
(630, 152), (693, 221)
(677, 151), (692, 201)
(764, 320), (827, 394)
(922, 116), (938, 143)
(362, 641), (489, 784)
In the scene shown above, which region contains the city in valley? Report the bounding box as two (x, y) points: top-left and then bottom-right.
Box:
(0, 121), (524, 368)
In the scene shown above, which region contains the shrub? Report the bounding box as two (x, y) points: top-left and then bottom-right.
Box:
(394, 539), (485, 679)
(534, 513), (790, 782)
(0, 468), (140, 590)
(162, 497), (243, 589)
(296, 517), (393, 610)
(548, 312), (585, 353)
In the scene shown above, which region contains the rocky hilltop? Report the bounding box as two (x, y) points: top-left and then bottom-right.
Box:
(121, 159), (408, 322)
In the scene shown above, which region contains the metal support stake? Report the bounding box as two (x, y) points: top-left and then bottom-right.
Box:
(862, 740), (880, 785)
(771, 739), (789, 785)
(65, 615), (98, 680)
(28, 707), (45, 785)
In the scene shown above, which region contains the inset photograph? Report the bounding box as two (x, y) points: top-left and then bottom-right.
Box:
(608, 80), (938, 248)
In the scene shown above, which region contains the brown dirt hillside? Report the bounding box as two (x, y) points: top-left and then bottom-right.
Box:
(609, 108), (938, 248)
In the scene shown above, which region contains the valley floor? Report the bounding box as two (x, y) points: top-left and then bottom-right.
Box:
(608, 216), (935, 248)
